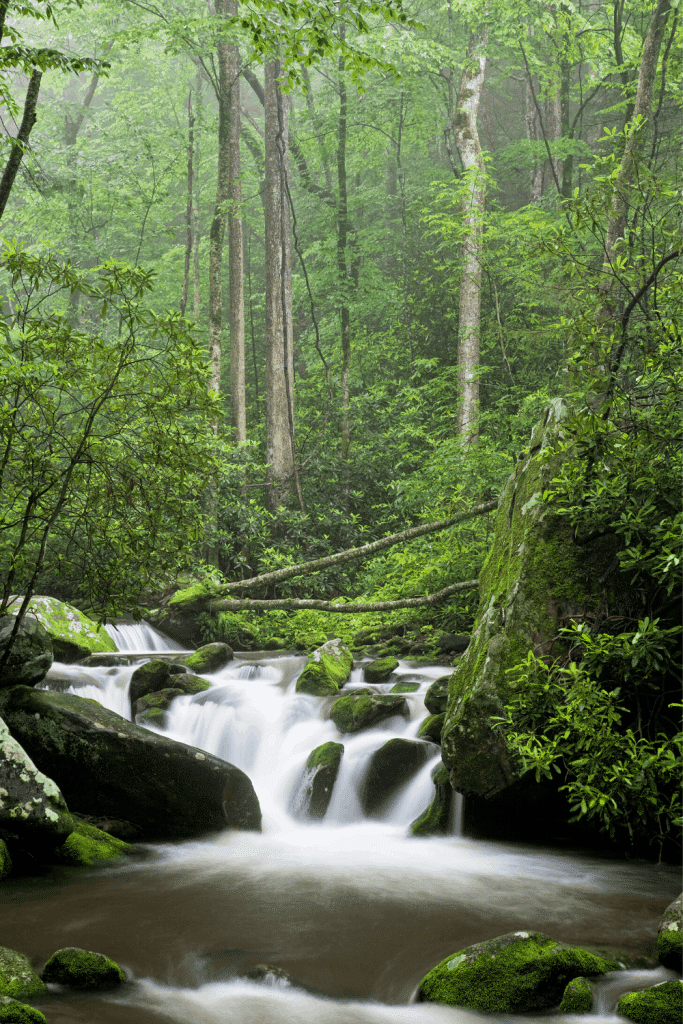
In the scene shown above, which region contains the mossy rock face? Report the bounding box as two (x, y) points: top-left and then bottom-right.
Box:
(0, 686), (261, 841)
(418, 713), (445, 744)
(657, 893), (682, 972)
(168, 581), (218, 610)
(418, 930), (619, 1013)
(390, 681), (420, 694)
(410, 763), (452, 837)
(617, 980), (683, 1024)
(296, 639), (353, 696)
(441, 402), (622, 797)
(360, 739), (434, 815)
(53, 820), (131, 867)
(0, 949), (46, 1001)
(363, 658), (399, 684)
(0, 997), (47, 1024)
(424, 676), (450, 716)
(181, 643), (233, 675)
(25, 597), (117, 662)
(0, 615), (52, 689)
(42, 947), (125, 990)
(298, 742), (344, 819)
(559, 976), (593, 1014)
(329, 692), (408, 734)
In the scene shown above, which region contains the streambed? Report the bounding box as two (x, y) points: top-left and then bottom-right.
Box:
(1, 626), (678, 1024)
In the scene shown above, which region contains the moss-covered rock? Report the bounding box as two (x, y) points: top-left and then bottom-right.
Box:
(0, 616), (52, 689)
(25, 597), (116, 662)
(363, 658), (399, 684)
(133, 674), (210, 719)
(390, 681), (419, 693)
(129, 659), (176, 706)
(410, 763), (453, 836)
(329, 691), (408, 733)
(657, 893), (682, 972)
(0, 686), (261, 841)
(297, 742), (344, 819)
(424, 676), (450, 716)
(295, 639), (353, 696)
(418, 713), (445, 744)
(617, 980), (683, 1024)
(0, 840), (11, 878)
(53, 820), (131, 867)
(437, 633), (470, 655)
(360, 738), (434, 815)
(0, 950), (46, 1001)
(42, 947), (125, 990)
(418, 930), (619, 1013)
(558, 976), (593, 1014)
(181, 643), (233, 674)
(0, 997), (46, 1024)
(441, 402), (622, 797)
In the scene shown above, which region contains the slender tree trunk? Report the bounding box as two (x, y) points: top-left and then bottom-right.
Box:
(336, 46), (351, 507)
(226, 1), (246, 445)
(208, 0), (231, 396)
(0, 69), (42, 221)
(452, 28), (487, 443)
(180, 89), (194, 316)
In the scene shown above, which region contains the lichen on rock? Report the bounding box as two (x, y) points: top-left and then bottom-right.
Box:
(0, 949), (46, 1001)
(25, 597), (117, 662)
(295, 639), (353, 696)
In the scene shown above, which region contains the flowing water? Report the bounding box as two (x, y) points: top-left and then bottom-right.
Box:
(1, 624), (679, 1024)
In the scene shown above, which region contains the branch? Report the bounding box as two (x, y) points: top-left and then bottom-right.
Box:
(211, 579), (479, 613)
(0, 68), (42, 221)
(217, 499), (497, 594)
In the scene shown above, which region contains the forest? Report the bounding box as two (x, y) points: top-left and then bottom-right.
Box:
(0, 0), (681, 857)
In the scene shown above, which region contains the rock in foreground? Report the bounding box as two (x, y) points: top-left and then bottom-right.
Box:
(360, 738), (434, 815)
(0, 687), (261, 841)
(617, 980), (682, 1024)
(0, 998), (46, 1024)
(42, 948), (125, 990)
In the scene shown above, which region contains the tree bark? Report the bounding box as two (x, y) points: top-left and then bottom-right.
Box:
(212, 579), (479, 613)
(0, 69), (42, 221)
(207, 0), (231, 396)
(337, 43), (352, 507)
(180, 89), (194, 317)
(226, 1), (246, 445)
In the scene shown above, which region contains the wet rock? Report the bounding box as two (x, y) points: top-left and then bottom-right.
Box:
(437, 633), (469, 654)
(410, 763), (453, 837)
(390, 681), (419, 693)
(133, 674), (210, 719)
(363, 657), (398, 684)
(0, 997), (46, 1023)
(329, 691), (408, 733)
(418, 713), (445, 744)
(617, 979), (683, 1024)
(53, 820), (132, 867)
(0, 949), (46, 1001)
(424, 676), (450, 716)
(243, 964), (293, 986)
(418, 930), (619, 1013)
(360, 738), (434, 815)
(558, 976), (593, 1013)
(22, 597), (116, 663)
(296, 639), (353, 696)
(300, 742), (344, 819)
(0, 616), (52, 689)
(657, 893), (682, 972)
(129, 660), (174, 706)
(42, 947), (125, 990)
(181, 642), (233, 674)
(0, 687), (261, 841)
(133, 687), (184, 719)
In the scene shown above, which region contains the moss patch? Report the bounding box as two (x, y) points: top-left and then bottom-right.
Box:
(363, 658), (399, 684)
(54, 820), (132, 867)
(559, 976), (593, 1014)
(330, 692), (408, 733)
(0, 998), (47, 1024)
(418, 713), (445, 743)
(181, 643), (233, 674)
(27, 596), (116, 661)
(617, 980), (683, 1024)
(296, 639), (353, 696)
(410, 763), (452, 836)
(390, 681), (420, 693)
(657, 894), (682, 972)
(42, 947), (125, 990)
(0, 950), (46, 1001)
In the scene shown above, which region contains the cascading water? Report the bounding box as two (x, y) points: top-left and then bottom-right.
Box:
(3, 624), (680, 1024)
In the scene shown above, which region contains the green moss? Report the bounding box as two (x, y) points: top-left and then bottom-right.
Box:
(410, 764), (452, 836)
(0, 950), (46, 1001)
(0, 841), (12, 879)
(26, 596), (117, 659)
(391, 681), (420, 693)
(424, 676), (450, 715)
(54, 820), (131, 867)
(657, 895), (682, 972)
(617, 980), (683, 1024)
(169, 581), (217, 609)
(0, 998), (47, 1024)
(559, 976), (593, 1014)
(364, 657), (399, 684)
(418, 931), (619, 1013)
(42, 947), (125, 990)
(296, 639), (353, 696)
(182, 643), (233, 674)
(306, 741), (345, 771)
(330, 692), (408, 733)
(418, 713), (445, 743)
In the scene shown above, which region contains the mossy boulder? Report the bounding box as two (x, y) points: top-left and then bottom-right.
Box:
(437, 633), (470, 655)
(181, 642), (233, 674)
(295, 639), (353, 696)
(25, 597), (116, 662)
(424, 676), (450, 716)
(0, 998), (46, 1023)
(558, 976), (593, 1014)
(418, 930), (619, 1013)
(297, 742), (344, 819)
(0, 616), (52, 689)
(42, 947), (125, 990)
(134, 688), (184, 720)
(360, 738), (434, 815)
(617, 980), (683, 1024)
(129, 659), (186, 706)
(410, 763), (453, 836)
(0, 686), (261, 841)
(133, 674), (210, 720)
(390, 681), (419, 693)
(441, 401), (622, 797)
(329, 691), (408, 733)
(0, 950), (46, 1001)
(363, 657), (399, 684)
(53, 820), (131, 866)
(657, 893), (682, 972)
(418, 713), (445, 744)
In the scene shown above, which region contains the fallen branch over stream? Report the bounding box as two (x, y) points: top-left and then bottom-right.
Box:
(211, 579), (479, 613)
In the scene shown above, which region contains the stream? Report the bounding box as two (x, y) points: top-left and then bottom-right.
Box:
(0, 624), (679, 1024)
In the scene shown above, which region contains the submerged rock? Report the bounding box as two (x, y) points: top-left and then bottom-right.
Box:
(363, 657), (398, 684)
(424, 676), (450, 716)
(24, 597), (116, 662)
(53, 820), (132, 867)
(299, 742), (344, 819)
(558, 976), (593, 1014)
(390, 681), (420, 693)
(0, 998), (46, 1024)
(42, 947), (125, 990)
(329, 691), (408, 733)
(243, 964), (294, 986)
(0, 616), (52, 689)
(418, 713), (445, 743)
(181, 642), (233, 675)
(410, 763), (453, 837)
(295, 639), (353, 696)
(418, 930), (619, 1013)
(0, 687), (261, 841)
(360, 738), (434, 815)
(657, 893), (682, 972)
(0, 949), (46, 1001)
(617, 980), (683, 1024)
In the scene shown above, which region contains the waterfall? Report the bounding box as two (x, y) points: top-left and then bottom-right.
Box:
(104, 620), (187, 652)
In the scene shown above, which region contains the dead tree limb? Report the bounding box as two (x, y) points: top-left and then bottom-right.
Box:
(211, 579), (479, 613)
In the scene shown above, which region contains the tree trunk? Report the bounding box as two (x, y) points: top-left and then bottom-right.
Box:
(180, 89), (194, 316)
(207, 0), (231, 396)
(337, 46), (352, 507)
(213, 579), (479, 613)
(0, 69), (42, 221)
(452, 28), (487, 444)
(226, 1), (246, 445)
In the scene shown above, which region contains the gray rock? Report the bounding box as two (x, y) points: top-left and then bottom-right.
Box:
(657, 893), (682, 972)
(360, 738), (434, 815)
(0, 616), (52, 689)
(437, 633), (470, 654)
(297, 742), (344, 819)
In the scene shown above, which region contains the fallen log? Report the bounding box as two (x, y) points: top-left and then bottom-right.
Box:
(211, 579), (479, 613)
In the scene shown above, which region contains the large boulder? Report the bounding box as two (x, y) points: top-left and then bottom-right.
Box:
(657, 893), (682, 972)
(441, 402), (622, 797)
(129, 659), (187, 706)
(0, 616), (52, 689)
(360, 738), (434, 815)
(296, 741), (344, 819)
(42, 948), (125, 990)
(363, 657), (398, 684)
(617, 980), (682, 1024)
(0, 997), (46, 1023)
(0, 687), (261, 841)
(0, 949), (46, 1001)
(181, 642), (233, 674)
(296, 639), (353, 696)
(418, 930), (619, 1013)
(329, 691), (408, 733)
(410, 762), (453, 836)
(24, 597), (116, 662)
(132, 674), (210, 720)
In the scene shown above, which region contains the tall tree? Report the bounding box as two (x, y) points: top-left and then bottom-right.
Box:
(226, 0), (246, 445)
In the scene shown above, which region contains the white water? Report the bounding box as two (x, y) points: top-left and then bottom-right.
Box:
(21, 623), (681, 1024)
